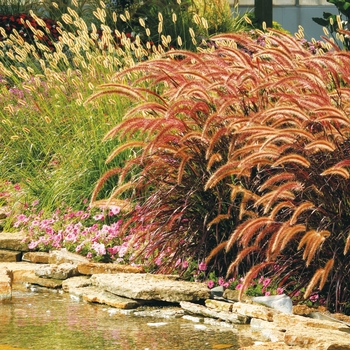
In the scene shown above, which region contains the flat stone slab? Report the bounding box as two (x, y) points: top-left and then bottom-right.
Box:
(181, 301), (248, 324)
(77, 262), (144, 275)
(49, 250), (89, 265)
(238, 343), (305, 350)
(273, 313), (347, 331)
(284, 326), (350, 349)
(35, 263), (79, 280)
(82, 287), (142, 309)
(0, 249), (22, 262)
(0, 263), (62, 289)
(0, 262), (36, 284)
(15, 270), (63, 289)
(230, 302), (278, 322)
(0, 232), (29, 251)
(62, 276), (92, 293)
(22, 252), (50, 264)
(0, 268), (12, 300)
(91, 273), (211, 303)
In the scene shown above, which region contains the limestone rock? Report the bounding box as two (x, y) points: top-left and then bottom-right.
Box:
(249, 318), (286, 342)
(0, 262), (36, 286)
(133, 308), (185, 318)
(250, 317), (287, 332)
(0, 249), (22, 262)
(48, 249), (89, 265)
(15, 271), (63, 289)
(223, 289), (253, 303)
(292, 304), (326, 316)
(22, 251), (50, 264)
(0, 268), (12, 300)
(273, 313), (347, 331)
(284, 326), (350, 349)
(230, 302), (278, 322)
(62, 276), (91, 293)
(205, 299), (233, 312)
(0, 232), (28, 251)
(180, 301), (248, 324)
(82, 287), (142, 309)
(91, 273), (210, 303)
(35, 263), (79, 280)
(77, 262), (144, 275)
(238, 342), (305, 350)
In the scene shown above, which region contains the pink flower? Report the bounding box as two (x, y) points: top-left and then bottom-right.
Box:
(109, 206), (120, 216)
(175, 258), (182, 268)
(309, 293), (319, 303)
(265, 291), (271, 296)
(93, 213), (104, 221)
(263, 278), (271, 287)
(28, 241), (39, 249)
(118, 243), (128, 258)
(107, 246), (120, 255)
(182, 260), (189, 269)
(276, 287), (284, 295)
(218, 277), (225, 286)
(235, 284), (243, 290)
(198, 261), (207, 271)
(75, 243), (84, 253)
(92, 242), (106, 256)
(207, 280), (215, 289)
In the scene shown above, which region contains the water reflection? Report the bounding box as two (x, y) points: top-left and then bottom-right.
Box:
(0, 290), (258, 349)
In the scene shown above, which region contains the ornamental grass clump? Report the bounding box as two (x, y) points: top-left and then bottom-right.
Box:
(0, 0), (247, 213)
(90, 30), (350, 313)
(0, 3), (165, 212)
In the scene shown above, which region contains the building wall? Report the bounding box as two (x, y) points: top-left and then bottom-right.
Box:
(231, 1), (338, 40)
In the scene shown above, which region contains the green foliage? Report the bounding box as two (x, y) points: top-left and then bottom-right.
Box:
(328, 0), (350, 17)
(312, 1), (350, 50)
(0, 0), (39, 15)
(91, 30), (350, 314)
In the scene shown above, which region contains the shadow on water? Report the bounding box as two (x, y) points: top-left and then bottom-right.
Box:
(0, 289), (261, 350)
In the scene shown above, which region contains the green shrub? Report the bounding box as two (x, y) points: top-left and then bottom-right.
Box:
(89, 30), (350, 313)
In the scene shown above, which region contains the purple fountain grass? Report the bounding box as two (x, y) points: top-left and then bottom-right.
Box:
(86, 29), (350, 313)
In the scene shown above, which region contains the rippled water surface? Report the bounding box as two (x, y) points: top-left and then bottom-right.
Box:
(0, 289), (261, 350)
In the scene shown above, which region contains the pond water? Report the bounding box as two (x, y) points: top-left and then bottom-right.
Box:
(0, 289), (263, 350)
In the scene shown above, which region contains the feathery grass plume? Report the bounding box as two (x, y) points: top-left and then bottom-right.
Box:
(88, 29), (350, 312)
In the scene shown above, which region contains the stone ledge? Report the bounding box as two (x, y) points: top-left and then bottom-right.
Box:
(1, 249), (350, 349)
(0, 249), (22, 262)
(91, 273), (211, 303)
(0, 268), (12, 300)
(0, 232), (28, 251)
(181, 301), (248, 324)
(82, 287), (142, 309)
(239, 342), (305, 350)
(77, 262), (144, 275)
(22, 252), (50, 264)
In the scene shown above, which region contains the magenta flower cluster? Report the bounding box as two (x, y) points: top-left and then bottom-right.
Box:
(12, 199), (132, 263)
(206, 274), (285, 297)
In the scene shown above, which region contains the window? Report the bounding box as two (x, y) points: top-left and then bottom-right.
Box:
(235, 0), (332, 5)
